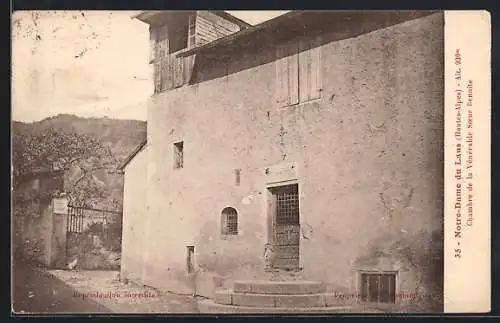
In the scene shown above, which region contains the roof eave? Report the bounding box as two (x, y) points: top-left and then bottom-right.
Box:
(176, 11), (303, 58)
(132, 11), (161, 23)
(133, 11), (195, 25)
(133, 10), (252, 28)
(177, 11), (439, 58)
(118, 139), (147, 171)
(211, 11), (253, 28)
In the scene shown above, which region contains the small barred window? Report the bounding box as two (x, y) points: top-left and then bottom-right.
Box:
(221, 207), (238, 235)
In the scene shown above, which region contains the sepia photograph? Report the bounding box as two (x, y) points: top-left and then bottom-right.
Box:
(10, 10), (489, 314)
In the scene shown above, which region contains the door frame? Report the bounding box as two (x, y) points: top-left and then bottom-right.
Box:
(265, 179), (301, 269)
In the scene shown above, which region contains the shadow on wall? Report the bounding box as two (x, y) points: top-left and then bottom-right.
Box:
(355, 215), (444, 312)
(193, 11), (440, 85)
(13, 198), (52, 265)
(196, 221), (262, 277)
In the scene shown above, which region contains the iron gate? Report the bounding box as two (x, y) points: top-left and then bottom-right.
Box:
(66, 205), (122, 270)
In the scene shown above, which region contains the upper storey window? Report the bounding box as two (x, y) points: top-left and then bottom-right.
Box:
(168, 15), (191, 54)
(275, 35), (323, 108)
(147, 11), (244, 94)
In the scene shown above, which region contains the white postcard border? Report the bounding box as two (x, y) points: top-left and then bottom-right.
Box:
(444, 10), (491, 313)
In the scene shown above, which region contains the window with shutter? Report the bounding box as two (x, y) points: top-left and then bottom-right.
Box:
(275, 40), (299, 108)
(299, 35), (322, 102)
(275, 36), (322, 107)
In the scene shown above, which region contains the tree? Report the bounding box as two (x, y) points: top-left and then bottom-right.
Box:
(12, 127), (118, 206)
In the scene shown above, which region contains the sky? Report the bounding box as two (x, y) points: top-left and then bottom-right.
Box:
(11, 10), (290, 123)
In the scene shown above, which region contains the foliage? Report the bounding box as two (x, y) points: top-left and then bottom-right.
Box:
(86, 222), (105, 234)
(22, 238), (46, 263)
(13, 115), (146, 166)
(102, 217), (123, 252)
(83, 218), (122, 252)
(12, 206), (26, 259)
(12, 127), (117, 207)
(12, 115), (145, 262)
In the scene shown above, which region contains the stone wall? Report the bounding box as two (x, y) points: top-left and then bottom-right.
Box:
(120, 146), (148, 280)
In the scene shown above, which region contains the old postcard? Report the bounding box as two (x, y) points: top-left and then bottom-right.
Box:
(11, 10), (491, 314)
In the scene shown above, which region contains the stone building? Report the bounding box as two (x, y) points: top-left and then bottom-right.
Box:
(120, 11), (444, 312)
(12, 168), (68, 267)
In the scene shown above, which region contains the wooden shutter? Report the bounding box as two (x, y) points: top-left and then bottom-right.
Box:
(184, 54), (195, 83)
(173, 56), (183, 87)
(173, 57), (178, 88)
(288, 42), (299, 105)
(275, 43), (286, 106)
(154, 26), (165, 93)
(299, 35), (322, 102)
(156, 25), (169, 92)
(188, 14), (196, 49)
(165, 50), (174, 90)
(179, 57), (186, 86)
(275, 40), (299, 107)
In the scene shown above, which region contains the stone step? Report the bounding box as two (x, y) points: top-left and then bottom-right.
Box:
(263, 269), (307, 281)
(198, 299), (352, 314)
(233, 280), (326, 295)
(215, 290), (350, 308)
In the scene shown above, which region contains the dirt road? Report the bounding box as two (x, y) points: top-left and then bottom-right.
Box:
(12, 258), (199, 314)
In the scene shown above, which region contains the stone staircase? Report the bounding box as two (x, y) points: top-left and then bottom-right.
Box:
(197, 280), (353, 314)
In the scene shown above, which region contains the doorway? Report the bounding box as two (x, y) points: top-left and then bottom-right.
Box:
(267, 183), (300, 270)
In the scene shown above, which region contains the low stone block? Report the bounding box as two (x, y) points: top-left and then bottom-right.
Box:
(233, 281), (253, 293)
(274, 294), (325, 308)
(250, 281), (326, 295)
(232, 292), (275, 307)
(197, 299), (352, 314)
(214, 290), (232, 305)
(196, 272), (223, 298)
(323, 293), (356, 307)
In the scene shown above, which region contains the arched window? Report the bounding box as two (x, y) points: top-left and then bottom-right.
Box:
(221, 207), (238, 235)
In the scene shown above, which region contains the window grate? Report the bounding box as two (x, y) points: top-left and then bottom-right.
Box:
(276, 185), (299, 225)
(174, 141), (184, 169)
(221, 207), (238, 235)
(360, 273), (396, 304)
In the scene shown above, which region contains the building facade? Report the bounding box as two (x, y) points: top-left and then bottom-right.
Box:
(120, 11), (444, 312)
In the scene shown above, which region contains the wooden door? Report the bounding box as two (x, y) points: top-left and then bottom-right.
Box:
(270, 184), (300, 269)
